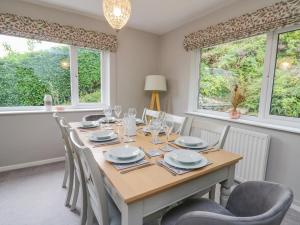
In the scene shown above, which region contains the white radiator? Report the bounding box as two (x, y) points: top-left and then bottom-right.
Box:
(191, 126), (270, 182)
(224, 127), (270, 182)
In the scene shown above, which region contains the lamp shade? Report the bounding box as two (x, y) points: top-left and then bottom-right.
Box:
(144, 75), (167, 91)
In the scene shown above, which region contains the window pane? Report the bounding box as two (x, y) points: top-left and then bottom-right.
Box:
(270, 29), (300, 118)
(0, 34), (71, 107)
(199, 34), (267, 116)
(78, 48), (101, 103)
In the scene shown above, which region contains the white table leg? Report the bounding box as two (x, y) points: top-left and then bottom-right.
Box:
(121, 201), (143, 225)
(220, 165), (235, 207)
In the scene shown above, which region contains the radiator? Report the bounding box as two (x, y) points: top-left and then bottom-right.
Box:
(191, 126), (270, 182)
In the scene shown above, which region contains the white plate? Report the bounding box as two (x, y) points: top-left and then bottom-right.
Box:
(89, 133), (118, 142)
(91, 130), (115, 140)
(143, 127), (165, 134)
(177, 136), (202, 146)
(79, 121), (98, 129)
(174, 139), (208, 149)
(164, 153), (208, 169)
(104, 151), (145, 164)
(136, 118), (144, 125)
(99, 117), (117, 123)
(109, 146), (141, 159)
(170, 150), (202, 164)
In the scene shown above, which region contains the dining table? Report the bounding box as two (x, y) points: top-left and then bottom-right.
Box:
(69, 122), (242, 225)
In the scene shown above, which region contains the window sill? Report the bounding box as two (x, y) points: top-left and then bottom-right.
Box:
(186, 111), (300, 135)
(0, 108), (103, 116)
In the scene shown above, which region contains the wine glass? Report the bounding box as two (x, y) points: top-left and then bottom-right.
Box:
(149, 119), (162, 145)
(114, 105), (122, 124)
(128, 107), (137, 118)
(163, 119), (174, 144)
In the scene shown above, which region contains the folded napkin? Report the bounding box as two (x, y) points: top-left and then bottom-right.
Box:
(92, 139), (121, 147)
(112, 159), (149, 171)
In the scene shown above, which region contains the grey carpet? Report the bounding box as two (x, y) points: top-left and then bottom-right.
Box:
(0, 162), (298, 225)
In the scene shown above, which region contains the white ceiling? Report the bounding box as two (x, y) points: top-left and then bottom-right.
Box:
(21, 0), (240, 34)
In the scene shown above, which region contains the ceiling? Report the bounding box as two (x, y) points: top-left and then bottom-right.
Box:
(21, 0), (240, 35)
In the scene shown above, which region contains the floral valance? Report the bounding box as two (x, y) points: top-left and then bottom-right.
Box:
(183, 0), (300, 51)
(0, 13), (118, 52)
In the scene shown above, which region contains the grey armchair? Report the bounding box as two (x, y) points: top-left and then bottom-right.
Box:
(161, 181), (293, 225)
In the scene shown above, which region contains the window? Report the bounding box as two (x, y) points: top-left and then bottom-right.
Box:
(199, 34), (267, 116)
(270, 29), (300, 118)
(0, 34), (106, 110)
(194, 25), (300, 126)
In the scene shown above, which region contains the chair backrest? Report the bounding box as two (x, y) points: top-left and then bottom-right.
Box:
(82, 114), (105, 121)
(187, 117), (230, 149)
(226, 181), (293, 225)
(164, 113), (187, 135)
(70, 129), (109, 225)
(142, 108), (164, 124)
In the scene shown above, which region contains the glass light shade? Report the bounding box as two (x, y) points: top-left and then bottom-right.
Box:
(103, 0), (131, 31)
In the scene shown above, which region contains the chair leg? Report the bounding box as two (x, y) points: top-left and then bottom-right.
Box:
(65, 163), (74, 207)
(86, 199), (94, 225)
(71, 172), (80, 211)
(80, 178), (87, 225)
(209, 185), (216, 201)
(62, 156), (69, 188)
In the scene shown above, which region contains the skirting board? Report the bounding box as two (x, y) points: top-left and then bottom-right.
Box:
(0, 157), (65, 173)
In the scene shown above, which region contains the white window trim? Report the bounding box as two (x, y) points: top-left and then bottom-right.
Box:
(0, 40), (112, 112)
(189, 24), (300, 129)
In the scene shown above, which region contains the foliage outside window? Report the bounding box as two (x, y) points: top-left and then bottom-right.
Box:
(197, 26), (300, 120)
(0, 34), (102, 108)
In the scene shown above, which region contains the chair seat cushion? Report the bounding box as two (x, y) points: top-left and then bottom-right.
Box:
(161, 198), (234, 225)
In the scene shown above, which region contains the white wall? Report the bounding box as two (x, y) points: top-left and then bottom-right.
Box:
(159, 0), (300, 208)
(0, 0), (160, 167)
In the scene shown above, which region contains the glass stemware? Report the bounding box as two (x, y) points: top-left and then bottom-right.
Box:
(103, 105), (112, 127)
(128, 107), (137, 118)
(114, 105), (122, 125)
(163, 119), (174, 143)
(149, 119), (162, 145)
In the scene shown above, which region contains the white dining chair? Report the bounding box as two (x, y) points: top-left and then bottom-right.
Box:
(53, 113), (74, 207)
(142, 108), (165, 124)
(186, 117), (231, 200)
(164, 113), (187, 135)
(69, 130), (121, 225)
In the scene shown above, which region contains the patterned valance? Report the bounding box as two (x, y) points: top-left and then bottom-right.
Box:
(183, 0), (300, 51)
(0, 13), (118, 52)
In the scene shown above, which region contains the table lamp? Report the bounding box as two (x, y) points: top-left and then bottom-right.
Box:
(144, 75), (167, 111)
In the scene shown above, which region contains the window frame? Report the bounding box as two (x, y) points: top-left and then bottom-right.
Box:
(0, 35), (111, 112)
(191, 24), (300, 128)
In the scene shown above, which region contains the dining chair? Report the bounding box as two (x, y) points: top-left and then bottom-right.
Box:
(161, 181), (293, 225)
(70, 130), (120, 225)
(186, 117), (230, 199)
(142, 108), (165, 124)
(59, 119), (86, 213)
(82, 114), (105, 121)
(164, 113), (187, 135)
(53, 113), (75, 207)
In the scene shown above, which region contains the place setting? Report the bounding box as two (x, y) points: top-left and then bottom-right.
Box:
(156, 149), (212, 176)
(103, 146), (154, 174)
(77, 121), (99, 132)
(89, 130), (121, 147)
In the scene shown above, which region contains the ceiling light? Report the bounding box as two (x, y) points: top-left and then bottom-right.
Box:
(103, 0), (131, 31)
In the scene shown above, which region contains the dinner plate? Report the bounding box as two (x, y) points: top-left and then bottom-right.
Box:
(164, 152), (208, 169)
(99, 117), (117, 123)
(170, 150), (202, 164)
(78, 121), (98, 129)
(109, 146), (141, 159)
(174, 139), (208, 149)
(89, 133), (118, 142)
(104, 151), (145, 164)
(176, 136), (202, 146)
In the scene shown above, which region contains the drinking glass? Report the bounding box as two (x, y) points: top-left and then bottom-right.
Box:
(128, 107), (137, 118)
(114, 105), (122, 124)
(163, 119), (174, 143)
(149, 119), (162, 144)
(103, 105), (112, 126)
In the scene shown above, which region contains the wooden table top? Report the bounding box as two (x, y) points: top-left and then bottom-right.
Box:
(70, 122), (242, 204)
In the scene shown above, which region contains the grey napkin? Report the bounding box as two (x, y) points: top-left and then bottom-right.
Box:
(112, 159), (149, 170)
